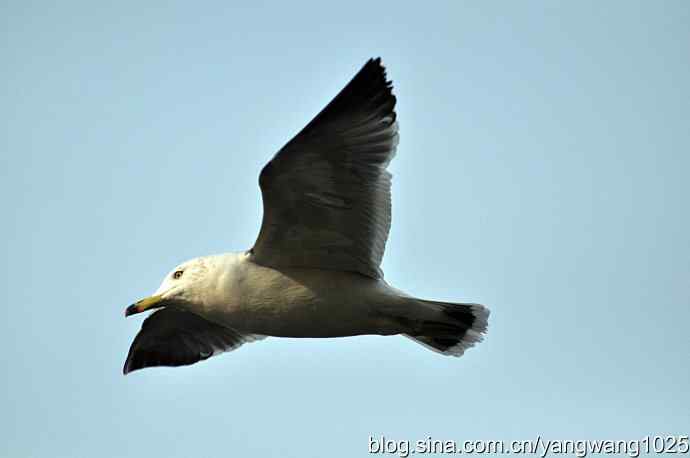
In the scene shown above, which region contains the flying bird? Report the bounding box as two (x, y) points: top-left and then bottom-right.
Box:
(123, 58), (489, 374)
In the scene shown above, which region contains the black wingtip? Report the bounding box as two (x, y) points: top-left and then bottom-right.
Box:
(122, 351), (136, 375)
(291, 57), (396, 140)
(362, 56), (392, 87)
(368, 56), (382, 67)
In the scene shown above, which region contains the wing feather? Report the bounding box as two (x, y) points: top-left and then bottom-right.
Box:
(251, 58), (398, 279)
(123, 308), (263, 374)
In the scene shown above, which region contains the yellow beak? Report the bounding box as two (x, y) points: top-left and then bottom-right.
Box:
(125, 294), (164, 317)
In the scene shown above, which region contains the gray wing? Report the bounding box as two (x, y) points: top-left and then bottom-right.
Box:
(123, 308), (264, 374)
(250, 58), (399, 279)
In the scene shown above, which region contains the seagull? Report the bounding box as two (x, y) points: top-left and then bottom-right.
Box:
(123, 58), (489, 374)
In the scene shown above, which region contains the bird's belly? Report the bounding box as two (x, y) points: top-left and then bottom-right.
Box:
(207, 263), (399, 337)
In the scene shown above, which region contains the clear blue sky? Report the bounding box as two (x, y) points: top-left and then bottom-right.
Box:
(2, 1), (688, 457)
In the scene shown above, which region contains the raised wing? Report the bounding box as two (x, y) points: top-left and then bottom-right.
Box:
(123, 308), (264, 374)
(251, 58), (398, 279)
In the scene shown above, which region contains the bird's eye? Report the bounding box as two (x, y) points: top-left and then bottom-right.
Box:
(172, 270), (184, 279)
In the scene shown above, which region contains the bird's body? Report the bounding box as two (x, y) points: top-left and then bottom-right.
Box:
(123, 58), (490, 373)
(178, 252), (402, 338)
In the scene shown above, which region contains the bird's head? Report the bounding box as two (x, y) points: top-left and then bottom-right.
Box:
(125, 257), (212, 316)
